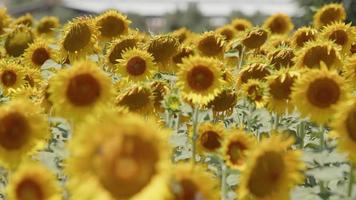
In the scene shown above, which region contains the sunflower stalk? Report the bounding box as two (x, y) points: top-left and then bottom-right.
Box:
(237, 46), (245, 71)
(191, 106), (199, 164)
(297, 121), (305, 149)
(220, 161), (228, 200)
(348, 165), (354, 197)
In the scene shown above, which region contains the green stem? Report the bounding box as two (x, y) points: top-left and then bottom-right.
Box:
(220, 163), (227, 200)
(298, 121), (305, 149)
(274, 114), (280, 130)
(348, 165), (354, 197)
(191, 107), (199, 164)
(319, 126), (325, 151)
(237, 46), (245, 71)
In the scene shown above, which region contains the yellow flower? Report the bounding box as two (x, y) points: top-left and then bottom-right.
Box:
(238, 134), (305, 200)
(12, 13), (33, 27)
(169, 163), (219, 200)
(49, 60), (113, 121)
(66, 112), (171, 200)
(241, 79), (268, 108)
(291, 27), (318, 48)
(4, 25), (34, 57)
(344, 54), (356, 89)
(95, 10), (131, 41)
(0, 99), (49, 169)
(236, 61), (271, 87)
(242, 27), (269, 50)
(171, 27), (193, 43)
(0, 8), (11, 35)
(291, 66), (349, 124)
(268, 46), (295, 70)
(0, 59), (26, 95)
(223, 128), (256, 170)
(206, 88), (237, 118)
(231, 18), (253, 32)
(172, 45), (195, 72)
(7, 162), (62, 200)
(59, 17), (98, 62)
(216, 24), (236, 41)
(196, 122), (225, 154)
(23, 38), (57, 69)
(321, 22), (355, 54)
(116, 48), (156, 82)
(177, 56), (225, 106)
(36, 16), (60, 37)
(263, 13), (294, 35)
(313, 3), (346, 28)
(197, 31), (225, 59)
(151, 80), (170, 113)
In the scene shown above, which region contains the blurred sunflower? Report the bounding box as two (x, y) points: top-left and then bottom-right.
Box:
(7, 162), (62, 200)
(197, 31), (225, 59)
(177, 56), (225, 106)
(263, 13), (294, 35)
(36, 16), (60, 37)
(169, 163), (219, 200)
(236, 62), (271, 87)
(216, 25), (236, 41)
(116, 48), (156, 82)
(291, 27), (318, 48)
(49, 60), (112, 121)
(241, 79), (268, 108)
(344, 54), (356, 88)
(67, 112), (171, 200)
(268, 46), (295, 70)
(5, 25), (34, 57)
(151, 80), (170, 113)
(0, 8), (11, 35)
(12, 13), (33, 27)
(313, 3), (346, 29)
(223, 128), (256, 170)
(0, 59), (26, 95)
(23, 67), (42, 88)
(291, 66), (348, 124)
(321, 22), (355, 54)
(195, 122), (225, 154)
(171, 27), (192, 43)
(95, 10), (131, 41)
(59, 17), (98, 62)
(241, 27), (269, 50)
(294, 39), (342, 70)
(172, 45), (195, 72)
(238, 134), (304, 200)
(231, 18), (253, 32)
(23, 38), (57, 69)
(206, 88), (237, 118)
(0, 99), (49, 169)
(116, 84), (154, 114)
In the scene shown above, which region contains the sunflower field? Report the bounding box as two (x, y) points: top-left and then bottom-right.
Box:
(0, 2), (355, 200)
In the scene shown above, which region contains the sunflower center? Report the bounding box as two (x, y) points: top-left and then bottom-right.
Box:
(295, 31), (315, 48)
(187, 65), (214, 92)
(98, 16), (125, 38)
(66, 73), (101, 106)
(126, 56), (147, 76)
(227, 141), (247, 165)
(329, 30), (348, 46)
(16, 178), (44, 200)
(200, 131), (221, 151)
(303, 46), (337, 68)
(220, 29), (234, 41)
(247, 151), (285, 198)
(1, 70), (17, 87)
(198, 36), (223, 56)
(109, 39), (137, 64)
(37, 21), (56, 34)
(269, 77), (294, 100)
(242, 29), (268, 49)
(100, 135), (159, 199)
(307, 77), (340, 108)
(320, 8), (342, 26)
(173, 178), (203, 200)
(0, 112), (29, 150)
(346, 107), (356, 141)
(63, 23), (92, 52)
(31, 48), (50, 67)
(268, 17), (288, 34)
(234, 24), (247, 31)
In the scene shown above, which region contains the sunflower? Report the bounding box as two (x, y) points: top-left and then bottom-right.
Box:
(268, 46), (295, 70)
(116, 48), (156, 82)
(231, 18), (253, 32)
(195, 122), (225, 154)
(116, 84), (154, 114)
(0, 99), (49, 169)
(172, 45), (195, 72)
(236, 62), (271, 87)
(294, 39), (342, 70)
(59, 16), (98, 62)
(321, 22), (355, 54)
(7, 162), (62, 200)
(0, 59), (26, 95)
(266, 68), (299, 115)
(263, 13), (294, 35)
(238, 134), (304, 200)
(313, 3), (346, 29)
(344, 54), (356, 88)
(0, 8), (11, 35)
(105, 34), (141, 70)
(66, 112), (171, 200)
(171, 27), (192, 43)
(49, 60), (113, 121)
(240, 79), (268, 108)
(241, 27), (269, 50)
(223, 128), (256, 170)
(12, 13), (33, 27)
(11, 86), (42, 104)
(291, 27), (318, 48)
(216, 24), (236, 41)
(291, 66), (349, 124)
(36, 16), (60, 37)
(23, 67), (42, 88)
(5, 25), (34, 57)
(196, 31), (225, 59)
(95, 10), (131, 41)
(146, 34), (180, 72)
(23, 38), (57, 69)
(177, 56), (225, 106)
(169, 163), (219, 200)
(151, 80), (170, 113)
(206, 88), (237, 118)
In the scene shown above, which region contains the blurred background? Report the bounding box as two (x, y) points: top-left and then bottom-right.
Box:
(1, 0), (355, 33)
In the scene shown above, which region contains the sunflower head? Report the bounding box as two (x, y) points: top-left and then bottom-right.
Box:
(291, 26), (318, 48)
(242, 27), (269, 50)
(195, 122), (225, 154)
(314, 3), (346, 28)
(177, 56), (225, 106)
(216, 24), (236, 41)
(12, 13), (33, 27)
(206, 88), (237, 118)
(0, 8), (11, 35)
(241, 79), (268, 108)
(171, 27), (192, 43)
(60, 16), (98, 62)
(5, 25), (34, 57)
(237, 61), (271, 87)
(321, 22), (355, 54)
(116, 84), (154, 114)
(23, 38), (56, 69)
(172, 45), (195, 71)
(344, 54), (356, 89)
(268, 46), (295, 70)
(197, 31), (225, 58)
(95, 10), (131, 41)
(295, 39), (342, 70)
(0, 59), (26, 95)
(238, 134), (304, 200)
(263, 13), (294, 35)
(151, 80), (170, 113)
(231, 18), (253, 32)
(36, 16), (60, 37)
